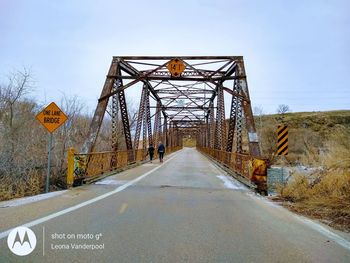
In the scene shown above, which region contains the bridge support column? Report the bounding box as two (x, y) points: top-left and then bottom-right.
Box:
(145, 89), (153, 146)
(214, 83), (226, 150)
(82, 60), (119, 154)
(236, 60), (261, 157)
(118, 80), (134, 161)
(153, 101), (162, 146)
(134, 84), (147, 151)
(209, 101), (215, 148)
(163, 116), (168, 147)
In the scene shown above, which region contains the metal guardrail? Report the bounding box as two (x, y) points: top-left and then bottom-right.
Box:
(197, 147), (268, 194)
(67, 146), (182, 186)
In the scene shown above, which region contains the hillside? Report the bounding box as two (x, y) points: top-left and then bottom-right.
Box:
(255, 110), (350, 231)
(255, 110), (350, 165)
(262, 110), (350, 131)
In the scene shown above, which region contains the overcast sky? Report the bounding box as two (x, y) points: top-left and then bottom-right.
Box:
(0, 0), (349, 114)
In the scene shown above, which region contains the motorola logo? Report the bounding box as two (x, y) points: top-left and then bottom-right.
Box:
(7, 226), (37, 256)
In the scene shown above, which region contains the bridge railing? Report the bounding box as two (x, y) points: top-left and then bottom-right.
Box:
(67, 146), (182, 186)
(197, 147), (268, 193)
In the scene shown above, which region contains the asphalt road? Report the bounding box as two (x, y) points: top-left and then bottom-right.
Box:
(1, 147), (350, 263)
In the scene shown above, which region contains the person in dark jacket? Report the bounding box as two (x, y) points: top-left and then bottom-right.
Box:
(147, 144), (155, 163)
(157, 142), (165, 163)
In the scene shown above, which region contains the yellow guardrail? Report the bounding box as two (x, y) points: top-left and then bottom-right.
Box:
(197, 147), (268, 193)
(67, 146), (182, 187)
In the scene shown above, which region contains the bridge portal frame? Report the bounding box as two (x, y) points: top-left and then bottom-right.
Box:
(80, 56), (266, 192)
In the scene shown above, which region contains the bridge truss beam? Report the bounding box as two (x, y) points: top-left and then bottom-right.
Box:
(81, 56), (266, 192)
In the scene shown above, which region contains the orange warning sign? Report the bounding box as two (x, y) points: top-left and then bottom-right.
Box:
(167, 58), (186, 77)
(36, 102), (68, 133)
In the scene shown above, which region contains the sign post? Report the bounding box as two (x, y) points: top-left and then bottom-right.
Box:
(36, 102), (68, 193)
(46, 133), (53, 193)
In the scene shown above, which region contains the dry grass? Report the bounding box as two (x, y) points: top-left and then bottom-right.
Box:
(275, 126), (350, 231)
(277, 165), (350, 231)
(0, 170), (44, 201)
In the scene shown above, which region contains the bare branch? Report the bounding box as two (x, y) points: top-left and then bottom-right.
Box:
(277, 104), (291, 114)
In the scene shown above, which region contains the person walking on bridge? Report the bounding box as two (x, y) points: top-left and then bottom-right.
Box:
(157, 142), (165, 163)
(147, 144), (155, 163)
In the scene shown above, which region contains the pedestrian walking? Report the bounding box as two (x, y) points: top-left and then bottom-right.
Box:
(157, 141), (165, 163)
(147, 144), (155, 162)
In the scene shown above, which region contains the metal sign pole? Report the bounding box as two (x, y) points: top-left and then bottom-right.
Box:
(46, 133), (53, 193)
(36, 102), (67, 193)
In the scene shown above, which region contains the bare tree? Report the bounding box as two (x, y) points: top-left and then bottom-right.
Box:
(277, 104), (291, 114)
(253, 106), (264, 116)
(0, 68), (33, 127)
(0, 68), (34, 171)
(54, 94), (88, 175)
(253, 106), (264, 149)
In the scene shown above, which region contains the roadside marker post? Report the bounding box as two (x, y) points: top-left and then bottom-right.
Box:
(277, 125), (288, 156)
(36, 102), (68, 192)
(276, 124), (289, 185)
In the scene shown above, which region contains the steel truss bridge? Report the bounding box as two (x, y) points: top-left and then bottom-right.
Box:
(68, 56), (268, 193)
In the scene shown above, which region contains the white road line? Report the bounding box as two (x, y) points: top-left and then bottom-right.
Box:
(95, 179), (129, 185)
(296, 215), (350, 251)
(42, 226), (45, 256)
(0, 190), (68, 208)
(0, 153), (179, 240)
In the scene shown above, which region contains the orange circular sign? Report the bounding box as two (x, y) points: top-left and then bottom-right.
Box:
(166, 58), (186, 77)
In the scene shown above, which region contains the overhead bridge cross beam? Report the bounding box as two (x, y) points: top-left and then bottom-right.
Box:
(80, 56), (267, 193)
(156, 90), (214, 94)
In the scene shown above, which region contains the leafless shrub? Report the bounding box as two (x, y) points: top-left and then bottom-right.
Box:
(276, 104), (291, 114)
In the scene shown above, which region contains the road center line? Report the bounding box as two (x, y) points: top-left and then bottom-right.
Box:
(119, 203), (128, 214)
(0, 152), (179, 240)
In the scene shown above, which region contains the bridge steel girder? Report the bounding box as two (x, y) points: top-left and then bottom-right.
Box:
(214, 83), (226, 150)
(134, 84), (147, 151)
(82, 61), (119, 154)
(226, 79), (244, 153)
(118, 85), (134, 161)
(142, 107), (148, 151)
(235, 61), (261, 157)
(145, 89), (153, 147)
(163, 116), (168, 147)
(226, 80), (237, 152)
(111, 73), (121, 151)
(153, 101), (162, 146)
(235, 89), (243, 154)
(110, 60), (166, 115)
(208, 101), (215, 148)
